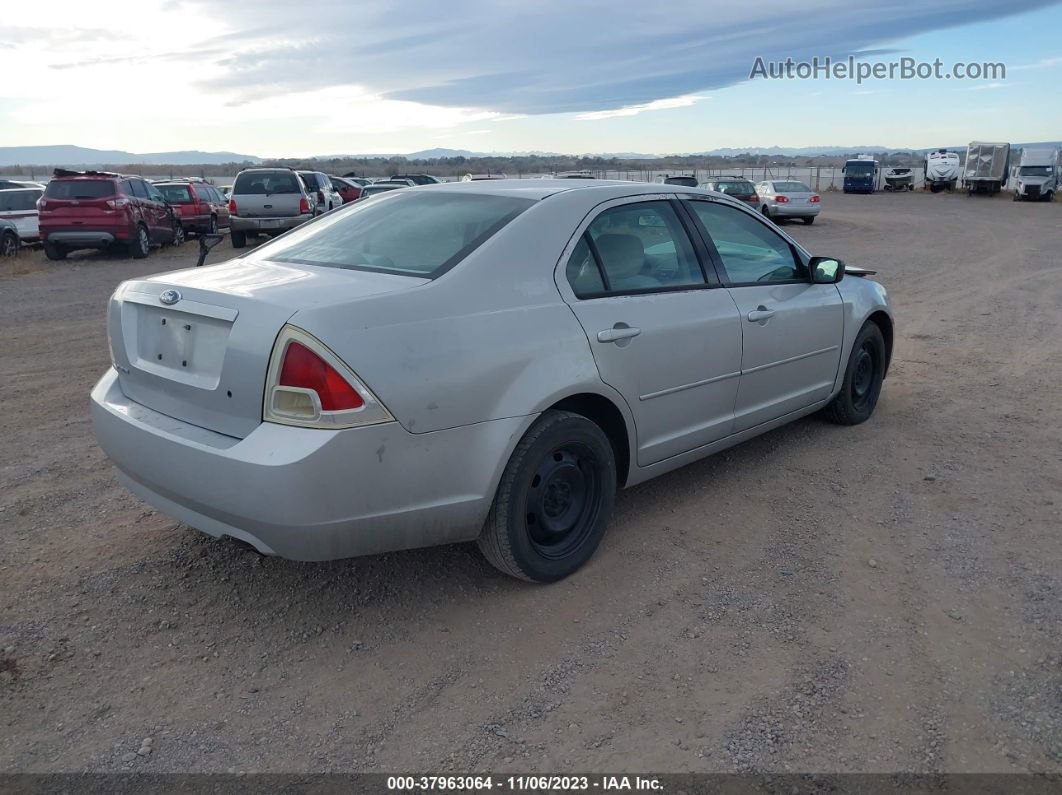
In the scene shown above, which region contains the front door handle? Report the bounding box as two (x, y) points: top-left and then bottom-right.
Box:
(747, 306), (775, 323)
(597, 325), (642, 343)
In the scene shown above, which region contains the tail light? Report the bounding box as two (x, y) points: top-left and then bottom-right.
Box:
(299, 197), (310, 214)
(810, 195), (821, 203)
(264, 325), (393, 429)
(228, 199), (238, 215)
(774, 195), (789, 203)
(37, 198), (49, 211)
(106, 198), (128, 209)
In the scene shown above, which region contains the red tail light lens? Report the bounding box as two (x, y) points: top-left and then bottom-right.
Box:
(299, 197), (310, 214)
(774, 195), (789, 203)
(264, 326), (394, 429)
(279, 341), (363, 411)
(810, 195), (821, 203)
(228, 198), (238, 215)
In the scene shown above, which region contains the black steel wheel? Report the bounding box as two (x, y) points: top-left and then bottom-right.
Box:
(823, 322), (886, 426)
(479, 410), (616, 582)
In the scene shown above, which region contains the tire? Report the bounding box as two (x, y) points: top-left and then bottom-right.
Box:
(761, 205), (771, 219)
(0, 231), (18, 257)
(208, 215), (219, 234)
(823, 322), (886, 426)
(44, 240), (67, 261)
(170, 222), (185, 247)
(478, 410), (617, 582)
(802, 216), (815, 225)
(1045, 192), (1054, 203)
(130, 224), (150, 259)
(230, 230), (247, 249)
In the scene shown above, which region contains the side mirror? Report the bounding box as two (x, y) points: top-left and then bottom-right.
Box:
(809, 256), (844, 284)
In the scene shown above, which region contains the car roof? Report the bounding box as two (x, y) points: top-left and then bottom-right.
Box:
(404, 178), (723, 201)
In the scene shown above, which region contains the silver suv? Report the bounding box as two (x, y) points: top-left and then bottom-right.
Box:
(228, 168), (315, 249)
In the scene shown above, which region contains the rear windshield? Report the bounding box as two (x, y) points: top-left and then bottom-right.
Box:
(233, 171), (302, 195)
(0, 189), (42, 211)
(664, 176), (697, 187)
(44, 179), (116, 199)
(715, 181), (755, 194)
(156, 185), (193, 204)
(252, 192), (533, 277)
(362, 184), (403, 195)
(773, 181), (812, 192)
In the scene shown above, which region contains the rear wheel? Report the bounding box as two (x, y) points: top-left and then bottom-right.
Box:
(208, 215), (219, 234)
(823, 322), (886, 426)
(802, 216), (815, 225)
(0, 231), (18, 257)
(230, 230), (247, 249)
(130, 224), (150, 259)
(761, 205), (771, 219)
(44, 240), (67, 261)
(478, 410), (616, 582)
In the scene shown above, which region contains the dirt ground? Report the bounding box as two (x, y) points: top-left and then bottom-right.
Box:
(1, 190), (1060, 775)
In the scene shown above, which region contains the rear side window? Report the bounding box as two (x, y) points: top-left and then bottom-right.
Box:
(570, 201), (704, 296)
(0, 189), (41, 211)
(234, 172), (302, 195)
(157, 185), (193, 204)
(44, 179), (116, 200)
(253, 192), (533, 277)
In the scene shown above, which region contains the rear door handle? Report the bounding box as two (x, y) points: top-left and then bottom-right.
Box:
(597, 326), (641, 343)
(746, 306), (775, 323)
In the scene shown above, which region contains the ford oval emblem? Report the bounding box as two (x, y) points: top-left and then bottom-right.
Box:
(159, 289), (181, 306)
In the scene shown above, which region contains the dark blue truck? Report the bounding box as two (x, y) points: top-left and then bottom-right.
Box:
(842, 158), (878, 193)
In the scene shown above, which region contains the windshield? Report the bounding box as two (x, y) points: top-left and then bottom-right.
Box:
(1019, 166), (1052, 176)
(846, 163), (875, 174)
(716, 181), (756, 194)
(774, 181), (812, 192)
(44, 179), (115, 199)
(233, 171), (302, 195)
(253, 192), (533, 277)
(156, 185), (193, 204)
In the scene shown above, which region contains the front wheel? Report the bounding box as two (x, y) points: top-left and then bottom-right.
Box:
(478, 410), (616, 582)
(0, 231), (18, 257)
(170, 222), (185, 247)
(823, 322), (886, 426)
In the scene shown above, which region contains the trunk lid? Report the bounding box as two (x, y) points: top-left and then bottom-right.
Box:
(109, 257), (428, 438)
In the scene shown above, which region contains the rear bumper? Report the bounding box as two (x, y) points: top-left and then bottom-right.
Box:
(230, 215), (312, 234)
(44, 230), (118, 247)
(91, 369), (531, 561)
(770, 204), (821, 217)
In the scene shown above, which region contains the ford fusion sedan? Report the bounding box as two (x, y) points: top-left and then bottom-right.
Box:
(755, 180), (821, 224)
(92, 180), (892, 582)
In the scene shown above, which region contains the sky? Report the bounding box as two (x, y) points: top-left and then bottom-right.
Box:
(2, 0), (1061, 157)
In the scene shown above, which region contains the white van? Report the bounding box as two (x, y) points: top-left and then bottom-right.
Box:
(0, 186), (45, 243)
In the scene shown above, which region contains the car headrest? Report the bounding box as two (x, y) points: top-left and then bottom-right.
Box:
(595, 233), (644, 278)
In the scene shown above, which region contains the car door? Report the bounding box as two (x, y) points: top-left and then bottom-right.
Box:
(682, 198), (843, 432)
(143, 181), (171, 241)
(557, 197), (743, 467)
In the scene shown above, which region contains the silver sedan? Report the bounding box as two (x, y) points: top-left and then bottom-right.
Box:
(92, 180), (892, 582)
(755, 179), (822, 224)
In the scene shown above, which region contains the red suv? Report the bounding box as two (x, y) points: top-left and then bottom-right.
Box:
(153, 179), (230, 235)
(329, 175), (362, 204)
(38, 170), (184, 261)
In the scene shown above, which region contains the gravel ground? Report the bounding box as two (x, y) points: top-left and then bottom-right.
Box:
(1, 191), (1060, 774)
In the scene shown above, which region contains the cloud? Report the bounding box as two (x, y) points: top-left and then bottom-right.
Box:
(576, 95), (707, 121)
(172, 0), (1054, 114)
(1011, 55), (1062, 70)
(968, 81), (1011, 90)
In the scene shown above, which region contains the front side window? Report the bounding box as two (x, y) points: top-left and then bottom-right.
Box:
(587, 201), (703, 294)
(687, 201), (805, 284)
(252, 191), (532, 277)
